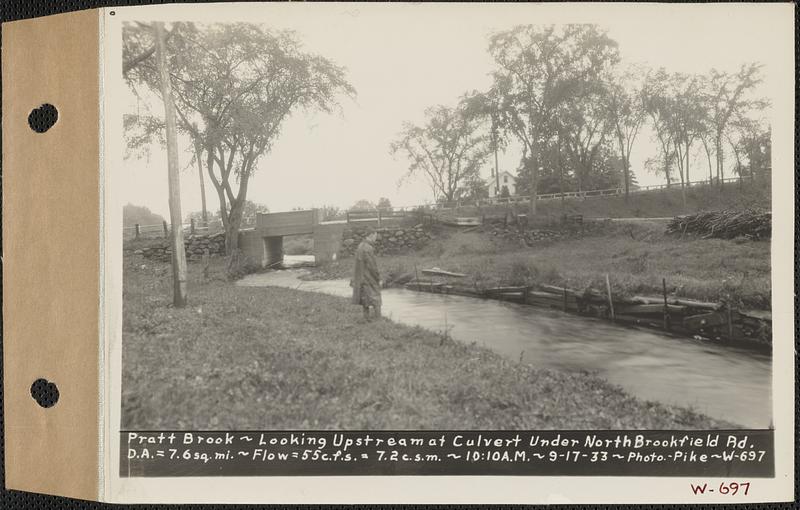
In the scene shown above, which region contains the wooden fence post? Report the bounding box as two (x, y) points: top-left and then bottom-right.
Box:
(605, 274), (615, 321)
(190, 218), (195, 235)
(163, 220), (168, 237)
(662, 278), (670, 330)
(726, 303), (734, 340)
(134, 223), (140, 240)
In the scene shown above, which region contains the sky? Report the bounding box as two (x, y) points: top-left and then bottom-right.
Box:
(119, 3), (781, 220)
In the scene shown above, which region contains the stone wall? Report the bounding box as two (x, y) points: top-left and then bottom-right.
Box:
(126, 232), (226, 262)
(339, 226), (431, 257)
(126, 225), (433, 263)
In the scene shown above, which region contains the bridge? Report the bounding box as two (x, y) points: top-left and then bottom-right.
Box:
(238, 209), (347, 268)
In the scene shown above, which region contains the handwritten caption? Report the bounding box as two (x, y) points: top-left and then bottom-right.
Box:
(120, 430), (773, 477)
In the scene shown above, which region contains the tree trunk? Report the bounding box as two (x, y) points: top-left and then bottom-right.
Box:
(715, 136), (725, 188)
(557, 133), (565, 215)
(493, 123), (500, 194)
(623, 155), (630, 200)
(154, 21), (187, 308)
(225, 201), (243, 255)
(194, 140), (208, 225)
(701, 138), (713, 185)
(684, 142), (691, 186)
(617, 132), (630, 201)
(528, 156), (537, 217)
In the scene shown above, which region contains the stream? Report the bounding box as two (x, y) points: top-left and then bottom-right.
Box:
(239, 261), (772, 428)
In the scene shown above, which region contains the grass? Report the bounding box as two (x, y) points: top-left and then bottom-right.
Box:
(309, 221), (771, 310)
(442, 179), (771, 220)
(122, 256), (734, 430)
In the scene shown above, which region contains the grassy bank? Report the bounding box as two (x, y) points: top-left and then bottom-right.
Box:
(437, 179), (770, 221)
(122, 256), (733, 430)
(309, 221), (771, 310)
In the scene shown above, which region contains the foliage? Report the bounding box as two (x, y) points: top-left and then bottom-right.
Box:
(602, 65), (649, 196)
(349, 199), (376, 211)
(123, 113), (165, 161)
(703, 64), (768, 184)
(123, 203), (166, 227)
(488, 24), (619, 212)
(392, 104), (492, 203)
(376, 197), (392, 210)
(240, 200), (270, 224)
(320, 204), (346, 221)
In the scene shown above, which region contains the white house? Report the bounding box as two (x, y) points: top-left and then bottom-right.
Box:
(486, 170), (516, 197)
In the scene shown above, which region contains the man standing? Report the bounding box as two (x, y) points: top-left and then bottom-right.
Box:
(351, 227), (382, 320)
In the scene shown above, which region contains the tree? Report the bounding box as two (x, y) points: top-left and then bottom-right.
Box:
(488, 24), (619, 216)
(350, 199), (376, 211)
(460, 88), (508, 196)
(735, 119), (771, 181)
(124, 22), (355, 271)
(240, 200), (270, 225)
(643, 71), (677, 189)
(320, 205), (345, 221)
(644, 70), (705, 207)
(557, 82), (611, 194)
(705, 64), (767, 187)
(124, 204), (165, 228)
(603, 66), (648, 199)
(376, 197), (392, 210)
(392, 104), (491, 204)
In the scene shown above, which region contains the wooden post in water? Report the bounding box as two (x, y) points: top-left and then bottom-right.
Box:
(523, 286), (530, 305)
(134, 223), (140, 240)
(163, 220), (169, 238)
(726, 302), (734, 340)
(563, 285), (568, 312)
(190, 218), (196, 235)
(662, 278), (670, 330)
(605, 274), (615, 321)
(377, 209), (382, 228)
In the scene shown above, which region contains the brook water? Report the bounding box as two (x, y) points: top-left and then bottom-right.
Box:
(239, 262), (771, 428)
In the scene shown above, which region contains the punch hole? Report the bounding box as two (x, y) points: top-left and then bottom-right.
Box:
(30, 378), (59, 408)
(27, 103), (58, 133)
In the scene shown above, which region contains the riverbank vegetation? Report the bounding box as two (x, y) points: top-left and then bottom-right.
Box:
(442, 179), (770, 221)
(122, 256), (733, 430)
(308, 221), (771, 311)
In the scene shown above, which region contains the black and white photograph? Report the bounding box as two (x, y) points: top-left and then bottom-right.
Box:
(107, 2), (793, 502)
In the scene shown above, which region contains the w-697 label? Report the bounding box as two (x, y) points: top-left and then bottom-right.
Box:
(691, 481), (752, 496)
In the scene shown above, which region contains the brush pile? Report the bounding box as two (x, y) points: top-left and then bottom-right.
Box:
(666, 209), (771, 240)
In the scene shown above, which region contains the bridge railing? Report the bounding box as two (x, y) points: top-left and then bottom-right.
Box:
(345, 209), (409, 226)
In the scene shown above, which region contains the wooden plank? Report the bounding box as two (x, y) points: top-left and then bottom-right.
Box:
(421, 268), (467, 277)
(615, 303), (687, 315)
(630, 295), (719, 309)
